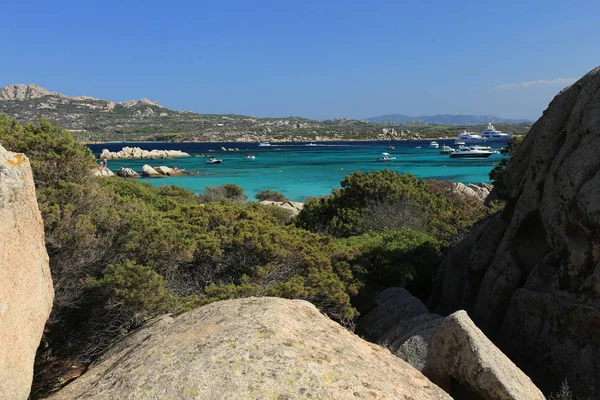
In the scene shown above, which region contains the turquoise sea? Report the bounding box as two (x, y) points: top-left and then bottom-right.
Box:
(87, 141), (504, 202)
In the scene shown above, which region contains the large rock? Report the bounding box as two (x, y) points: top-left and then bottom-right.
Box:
(429, 66), (600, 396)
(91, 166), (115, 177)
(378, 313), (444, 371)
(259, 200), (304, 216)
(0, 145), (54, 399)
(116, 167), (139, 178)
(141, 164), (160, 177)
(355, 288), (429, 342)
(425, 311), (545, 400)
(49, 297), (451, 400)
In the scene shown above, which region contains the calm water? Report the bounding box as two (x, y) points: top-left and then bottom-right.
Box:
(88, 141), (504, 202)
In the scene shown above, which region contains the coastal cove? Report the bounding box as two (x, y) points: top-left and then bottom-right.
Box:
(88, 140), (504, 201)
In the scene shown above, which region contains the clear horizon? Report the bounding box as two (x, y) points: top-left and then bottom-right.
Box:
(2, 0), (598, 121)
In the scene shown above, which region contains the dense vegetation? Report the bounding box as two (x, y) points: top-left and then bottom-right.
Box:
(0, 115), (495, 397)
(296, 169), (487, 246)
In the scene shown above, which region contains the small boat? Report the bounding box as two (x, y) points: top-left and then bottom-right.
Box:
(306, 143), (318, 146)
(429, 141), (440, 148)
(376, 152), (396, 162)
(206, 157), (223, 164)
(244, 155), (256, 160)
(449, 147), (493, 158)
(454, 140), (466, 146)
(415, 146), (422, 149)
(388, 145), (395, 150)
(258, 142), (271, 147)
(440, 145), (455, 154)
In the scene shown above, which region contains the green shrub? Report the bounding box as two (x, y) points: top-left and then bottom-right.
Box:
(201, 183), (248, 203)
(336, 228), (442, 300)
(89, 262), (178, 316)
(255, 189), (289, 202)
(296, 170), (486, 246)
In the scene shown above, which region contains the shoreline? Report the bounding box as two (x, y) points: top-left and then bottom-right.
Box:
(82, 137), (457, 145)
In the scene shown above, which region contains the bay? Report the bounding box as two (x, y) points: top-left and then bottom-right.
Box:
(87, 141), (504, 202)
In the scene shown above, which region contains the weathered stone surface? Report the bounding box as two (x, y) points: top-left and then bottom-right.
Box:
(141, 164), (160, 177)
(91, 166), (115, 177)
(0, 83), (58, 100)
(429, 66), (600, 397)
(259, 200), (304, 216)
(356, 287), (429, 342)
(425, 311), (545, 400)
(101, 147), (190, 160)
(49, 297), (451, 400)
(379, 313), (444, 371)
(0, 145), (54, 400)
(115, 167), (139, 178)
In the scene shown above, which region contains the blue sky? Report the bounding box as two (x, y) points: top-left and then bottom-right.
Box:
(1, 0), (598, 120)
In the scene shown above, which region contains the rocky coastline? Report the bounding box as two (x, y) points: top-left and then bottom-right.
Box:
(100, 146), (190, 160)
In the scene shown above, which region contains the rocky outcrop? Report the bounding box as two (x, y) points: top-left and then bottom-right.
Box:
(0, 145), (54, 399)
(429, 66), (600, 397)
(259, 200), (304, 216)
(100, 147), (190, 160)
(358, 289), (544, 399)
(49, 297), (451, 400)
(451, 182), (492, 201)
(425, 311), (545, 400)
(141, 164), (160, 177)
(92, 166), (115, 177)
(0, 83), (59, 100)
(116, 167), (139, 178)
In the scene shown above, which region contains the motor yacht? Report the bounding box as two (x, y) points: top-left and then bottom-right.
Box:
(456, 130), (486, 145)
(376, 152), (396, 162)
(258, 142), (271, 147)
(429, 141), (440, 148)
(244, 155), (256, 160)
(449, 147), (493, 158)
(480, 123), (512, 143)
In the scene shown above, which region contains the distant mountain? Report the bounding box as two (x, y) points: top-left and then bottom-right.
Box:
(0, 83), (531, 142)
(0, 83), (389, 142)
(366, 114), (532, 125)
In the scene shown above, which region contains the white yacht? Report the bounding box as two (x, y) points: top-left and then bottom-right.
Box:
(258, 142), (271, 147)
(376, 152), (396, 162)
(449, 147), (493, 158)
(480, 123), (512, 143)
(429, 141), (440, 148)
(456, 130), (486, 145)
(244, 154), (256, 159)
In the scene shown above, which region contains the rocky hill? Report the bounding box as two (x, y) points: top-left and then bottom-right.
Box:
(0, 83), (530, 142)
(429, 65), (600, 398)
(0, 84), (392, 142)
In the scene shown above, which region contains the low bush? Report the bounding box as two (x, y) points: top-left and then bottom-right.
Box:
(255, 189), (289, 202)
